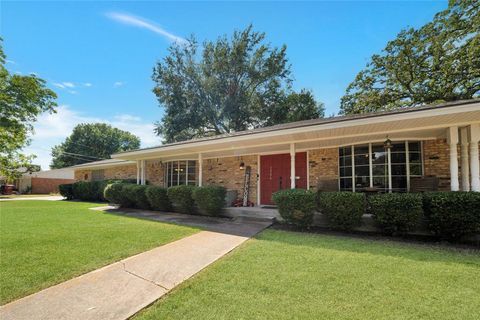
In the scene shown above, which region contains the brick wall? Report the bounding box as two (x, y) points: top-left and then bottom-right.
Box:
(31, 178), (76, 194)
(74, 164), (137, 182)
(423, 139), (452, 191)
(145, 160), (164, 186)
(74, 170), (90, 181)
(308, 148), (339, 191)
(203, 155), (258, 205)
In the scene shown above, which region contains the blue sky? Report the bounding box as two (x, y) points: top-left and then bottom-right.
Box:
(2, 0), (447, 169)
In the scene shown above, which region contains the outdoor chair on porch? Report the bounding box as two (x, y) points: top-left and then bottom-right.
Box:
(410, 176), (439, 192)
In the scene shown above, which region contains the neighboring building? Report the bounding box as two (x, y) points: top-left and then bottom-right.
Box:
(72, 99), (480, 206)
(13, 168), (76, 194)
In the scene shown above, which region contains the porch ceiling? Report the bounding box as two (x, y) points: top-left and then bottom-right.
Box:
(112, 101), (480, 161)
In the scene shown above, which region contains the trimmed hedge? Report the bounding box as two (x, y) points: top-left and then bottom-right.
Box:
(193, 186), (226, 216)
(273, 189), (316, 227)
(146, 186), (171, 211)
(369, 193), (423, 235)
(125, 184), (150, 209)
(104, 183), (134, 207)
(72, 181), (98, 201)
(58, 184), (74, 200)
(167, 185), (196, 214)
(423, 192), (480, 240)
(317, 192), (365, 230)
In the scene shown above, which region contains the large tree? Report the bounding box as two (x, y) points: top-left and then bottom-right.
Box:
(340, 0), (480, 114)
(153, 25), (323, 143)
(0, 39), (57, 182)
(50, 123), (141, 169)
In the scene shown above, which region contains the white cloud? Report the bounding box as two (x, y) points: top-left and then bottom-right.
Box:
(83, 83), (92, 87)
(53, 83), (65, 89)
(106, 11), (186, 44)
(62, 82), (75, 88)
(24, 105), (159, 170)
(6, 59), (16, 64)
(114, 81), (125, 87)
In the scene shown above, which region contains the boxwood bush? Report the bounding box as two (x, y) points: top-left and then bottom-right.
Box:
(317, 192), (365, 230)
(369, 193), (423, 235)
(104, 183), (134, 207)
(167, 185), (196, 214)
(272, 189), (316, 227)
(145, 186), (171, 211)
(58, 184), (74, 200)
(193, 186), (226, 216)
(126, 185), (150, 209)
(422, 192), (480, 241)
(72, 181), (98, 201)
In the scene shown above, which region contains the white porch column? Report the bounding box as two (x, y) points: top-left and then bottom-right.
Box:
(290, 143), (296, 189)
(447, 126), (459, 191)
(387, 147), (392, 193)
(470, 124), (480, 192)
(136, 160), (140, 185)
(198, 153), (203, 187)
(460, 127), (470, 191)
(140, 160), (146, 185)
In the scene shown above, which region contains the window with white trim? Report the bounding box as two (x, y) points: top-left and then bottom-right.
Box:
(164, 160), (197, 187)
(339, 141), (423, 192)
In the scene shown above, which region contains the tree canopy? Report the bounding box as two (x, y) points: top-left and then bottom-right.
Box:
(50, 123), (141, 169)
(0, 39), (57, 182)
(153, 25), (324, 143)
(340, 0), (480, 114)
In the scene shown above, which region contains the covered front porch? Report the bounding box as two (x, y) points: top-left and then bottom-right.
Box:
(112, 100), (480, 206)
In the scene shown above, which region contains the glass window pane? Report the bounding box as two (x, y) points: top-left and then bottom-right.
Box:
(354, 145), (369, 155)
(172, 162), (179, 185)
(339, 147), (351, 157)
(339, 156), (352, 167)
(391, 142), (406, 152)
(391, 152), (406, 164)
(410, 164), (423, 176)
(354, 154), (369, 166)
(340, 166), (352, 177)
(355, 165), (369, 176)
(340, 177), (352, 190)
(408, 142), (421, 152)
(372, 151), (387, 164)
(392, 176), (407, 190)
(179, 161), (186, 185)
(355, 176), (370, 190)
(373, 177), (388, 190)
(409, 152), (421, 163)
(372, 165), (386, 176)
(391, 164), (406, 176)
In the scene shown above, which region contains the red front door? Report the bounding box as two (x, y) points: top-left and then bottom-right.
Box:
(260, 152), (307, 205)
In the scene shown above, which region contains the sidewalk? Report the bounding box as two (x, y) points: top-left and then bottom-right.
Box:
(0, 209), (271, 320)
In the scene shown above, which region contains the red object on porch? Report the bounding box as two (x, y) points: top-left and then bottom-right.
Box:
(260, 152), (307, 205)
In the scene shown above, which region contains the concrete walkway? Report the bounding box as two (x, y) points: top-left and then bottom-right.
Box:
(0, 209), (271, 320)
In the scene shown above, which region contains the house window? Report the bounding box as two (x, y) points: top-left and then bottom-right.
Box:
(339, 141), (423, 192)
(164, 160), (197, 187)
(91, 169), (105, 181)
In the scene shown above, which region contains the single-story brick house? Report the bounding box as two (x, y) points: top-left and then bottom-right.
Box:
(73, 99), (480, 206)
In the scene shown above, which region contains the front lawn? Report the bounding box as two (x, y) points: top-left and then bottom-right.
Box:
(0, 200), (198, 304)
(136, 230), (480, 320)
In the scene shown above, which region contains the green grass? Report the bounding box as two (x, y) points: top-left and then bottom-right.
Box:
(136, 229), (480, 320)
(0, 200), (198, 304)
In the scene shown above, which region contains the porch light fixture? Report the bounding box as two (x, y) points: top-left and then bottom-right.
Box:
(384, 136), (392, 149)
(239, 162), (245, 170)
